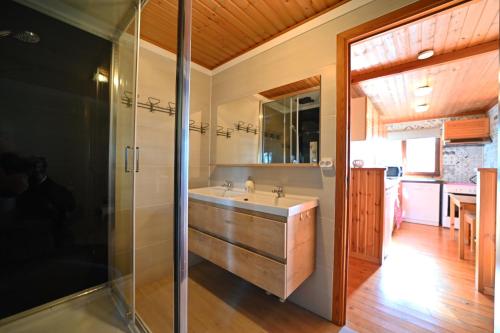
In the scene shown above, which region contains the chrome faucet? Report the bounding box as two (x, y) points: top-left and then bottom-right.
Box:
(272, 185), (284, 198)
(222, 180), (233, 190)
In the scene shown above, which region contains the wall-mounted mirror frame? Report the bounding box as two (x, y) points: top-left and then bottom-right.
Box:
(215, 75), (321, 168)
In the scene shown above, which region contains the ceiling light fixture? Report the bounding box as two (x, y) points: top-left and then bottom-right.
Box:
(415, 85), (432, 96)
(417, 49), (434, 60)
(415, 104), (429, 113)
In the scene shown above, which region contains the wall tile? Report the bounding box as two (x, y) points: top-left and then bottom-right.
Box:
(288, 264), (333, 320)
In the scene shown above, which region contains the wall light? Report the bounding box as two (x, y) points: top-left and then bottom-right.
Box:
(415, 85), (432, 96)
(417, 49), (434, 60)
(415, 104), (430, 113)
(94, 68), (109, 83)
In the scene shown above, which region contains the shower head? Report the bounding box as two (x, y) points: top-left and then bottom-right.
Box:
(0, 30), (12, 38)
(13, 31), (40, 43)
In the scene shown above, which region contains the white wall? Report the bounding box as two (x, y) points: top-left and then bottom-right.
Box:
(209, 0), (417, 320)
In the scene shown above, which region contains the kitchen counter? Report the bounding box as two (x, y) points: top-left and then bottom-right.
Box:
(400, 177), (444, 184)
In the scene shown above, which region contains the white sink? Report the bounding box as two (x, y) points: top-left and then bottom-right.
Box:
(189, 186), (245, 198)
(188, 187), (318, 217)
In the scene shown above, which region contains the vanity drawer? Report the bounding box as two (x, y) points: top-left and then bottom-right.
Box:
(188, 200), (286, 259)
(189, 227), (286, 298)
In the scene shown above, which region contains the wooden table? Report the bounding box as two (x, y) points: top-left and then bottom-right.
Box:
(449, 194), (476, 259)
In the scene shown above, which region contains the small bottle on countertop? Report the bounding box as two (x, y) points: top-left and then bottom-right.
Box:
(245, 176), (255, 193)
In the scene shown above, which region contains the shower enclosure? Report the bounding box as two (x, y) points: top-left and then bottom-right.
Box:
(0, 0), (189, 332)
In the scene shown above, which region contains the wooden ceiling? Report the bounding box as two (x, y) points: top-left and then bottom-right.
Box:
(351, 0), (499, 123)
(141, 0), (347, 69)
(259, 75), (321, 100)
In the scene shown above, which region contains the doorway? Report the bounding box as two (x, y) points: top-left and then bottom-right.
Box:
(333, 0), (499, 331)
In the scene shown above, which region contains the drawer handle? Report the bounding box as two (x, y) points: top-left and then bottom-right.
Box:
(300, 213), (304, 220)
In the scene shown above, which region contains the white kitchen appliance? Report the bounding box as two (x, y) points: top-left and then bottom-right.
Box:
(402, 181), (441, 226)
(442, 183), (476, 229)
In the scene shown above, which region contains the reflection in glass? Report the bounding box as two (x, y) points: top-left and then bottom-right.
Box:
(261, 90), (320, 164)
(0, 0), (137, 329)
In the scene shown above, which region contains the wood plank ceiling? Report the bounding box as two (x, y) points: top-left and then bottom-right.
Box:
(351, 0), (499, 123)
(140, 0), (348, 69)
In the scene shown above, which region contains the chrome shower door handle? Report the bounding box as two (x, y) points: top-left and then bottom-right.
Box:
(125, 145), (132, 173)
(135, 147), (140, 173)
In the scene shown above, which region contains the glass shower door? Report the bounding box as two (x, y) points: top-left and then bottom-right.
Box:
(0, 0), (140, 331)
(109, 8), (140, 324)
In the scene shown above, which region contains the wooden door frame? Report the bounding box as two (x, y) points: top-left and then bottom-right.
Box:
(332, 0), (473, 326)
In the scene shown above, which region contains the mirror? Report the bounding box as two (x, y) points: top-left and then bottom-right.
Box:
(215, 75), (321, 166)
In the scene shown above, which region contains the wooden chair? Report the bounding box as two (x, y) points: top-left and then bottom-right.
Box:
(463, 211), (476, 250)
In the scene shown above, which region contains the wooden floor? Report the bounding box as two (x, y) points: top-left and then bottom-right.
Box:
(136, 262), (349, 333)
(347, 222), (494, 333)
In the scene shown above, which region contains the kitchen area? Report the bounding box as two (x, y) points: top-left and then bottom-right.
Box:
(349, 98), (498, 267)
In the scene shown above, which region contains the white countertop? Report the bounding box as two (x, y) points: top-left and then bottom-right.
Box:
(189, 187), (319, 217)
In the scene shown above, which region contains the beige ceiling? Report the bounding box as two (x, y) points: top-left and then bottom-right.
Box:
(351, 0), (499, 123)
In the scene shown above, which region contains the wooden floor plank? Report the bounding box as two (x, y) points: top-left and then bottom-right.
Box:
(347, 222), (494, 333)
(136, 261), (344, 333)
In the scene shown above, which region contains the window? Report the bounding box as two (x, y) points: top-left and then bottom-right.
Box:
(402, 137), (441, 176)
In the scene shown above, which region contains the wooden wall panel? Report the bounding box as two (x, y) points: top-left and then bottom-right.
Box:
(476, 168), (497, 296)
(349, 168), (385, 264)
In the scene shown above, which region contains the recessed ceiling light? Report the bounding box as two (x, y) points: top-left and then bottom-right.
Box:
(415, 104), (429, 113)
(415, 85), (432, 96)
(417, 49), (434, 60)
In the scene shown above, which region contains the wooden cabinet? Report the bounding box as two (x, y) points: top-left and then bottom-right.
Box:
(188, 199), (316, 300)
(475, 168), (497, 296)
(189, 200), (286, 259)
(349, 168), (395, 264)
(351, 96), (384, 141)
(349, 169), (398, 264)
(444, 118), (490, 143)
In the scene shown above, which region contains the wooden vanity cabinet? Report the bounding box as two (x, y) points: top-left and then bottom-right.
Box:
(188, 199), (316, 299)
